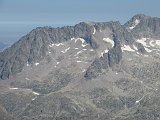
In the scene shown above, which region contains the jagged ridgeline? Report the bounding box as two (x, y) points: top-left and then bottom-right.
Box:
(0, 14), (160, 120)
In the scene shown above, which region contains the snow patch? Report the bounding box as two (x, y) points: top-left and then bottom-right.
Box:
(71, 38), (75, 41)
(144, 47), (152, 53)
(35, 63), (39, 66)
(55, 43), (64, 46)
(76, 50), (84, 55)
(121, 45), (135, 52)
(135, 96), (144, 104)
(61, 47), (70, 53)
(104, 49), (109, 53)
(137, 38), (150, 47)
(33, 92), (40, 95)
(57, 62), (60, 65)
(103, 38), (114, 47)
(90, 49), (94, 51)
(156, 40), (160, 46)
(93, 27), (96, 34)
(9, 87), (19, 90)
(27, 62), (29, 66)
(133, 45), (138, 50)
(32, 97), (36, 101)
(100, 49), (108, 57)
(149, 40), (155, 47)
(75, 38), (87, 47)
(129, 19), (140, 30)
(76, 61), (82, 63)
(49, 44), (54, 47)
(75, 48), (79, 49)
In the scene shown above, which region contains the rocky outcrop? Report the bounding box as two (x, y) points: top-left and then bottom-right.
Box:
(124, 14), (160, 39)
(84, 35), (122, 79)
(0, 21), (131, 80)
(0, 14), (160, 80)
(1, 14), (160, 120)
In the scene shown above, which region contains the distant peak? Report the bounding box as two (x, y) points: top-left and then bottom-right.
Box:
(132, 14), (150, 20)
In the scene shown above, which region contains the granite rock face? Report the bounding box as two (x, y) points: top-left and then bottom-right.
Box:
(0, 20), (132, 80)
(125, 14), (160, 39)
(0, 17), (138, 80)
(0, 14), (160, 120)
(84, 35), (122, 79)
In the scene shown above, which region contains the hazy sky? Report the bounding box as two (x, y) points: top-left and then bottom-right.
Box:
(0, 0), (160, 44)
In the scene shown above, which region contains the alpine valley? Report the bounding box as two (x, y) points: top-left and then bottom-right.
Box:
(0, 14), (160, 120)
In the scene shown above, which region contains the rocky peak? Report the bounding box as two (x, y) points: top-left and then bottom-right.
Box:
(0, 14), (160, 80)
(124, 14), (160, 39)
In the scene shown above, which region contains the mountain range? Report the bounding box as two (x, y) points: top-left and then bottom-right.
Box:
(0, 14), (160, 120)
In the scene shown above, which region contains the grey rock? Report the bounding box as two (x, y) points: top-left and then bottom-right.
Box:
(1, 14), (160, 120)
(84, 35), (122, 79)
(124, 14), (160, 39)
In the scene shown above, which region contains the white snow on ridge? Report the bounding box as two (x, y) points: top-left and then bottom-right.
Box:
(103, 38), (114, 47)
(144, 47), (152, 53)
(104, 49), (109, 53)
(76, 50), (84, 55)
(61, 47), (70, 53)
(156, 40), (160, 46)
(100, 49), (109, 57)
(55, 43), (64, 46)
(80, 39), (87, 47)
(9, 87), (19, 90)
(76, 61), (82, 63)
(32, 97), (36, 101)
(71, 38), (75, 41)
(49, 44), (54, 47)
(75, 38), (87, 47)
(121, 45), (135, 52)
(27, 62), (29, 66)
(93, 27), (96, 34)
(75, 48), (88, 56)
(90, 49), (94, 51)
(149, 40), (155, 47)
(133, 45), (138, 50)
(33, 92), (40, 95)
(137, 38), (150, 47)
(82, 69), (86, 72)
(135, 96), (144, 104)
(35, 63), (39, 66)
(129, 19), (140, 30)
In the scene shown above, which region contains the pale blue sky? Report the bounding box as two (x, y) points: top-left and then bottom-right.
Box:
(0, 0), (160, 44)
